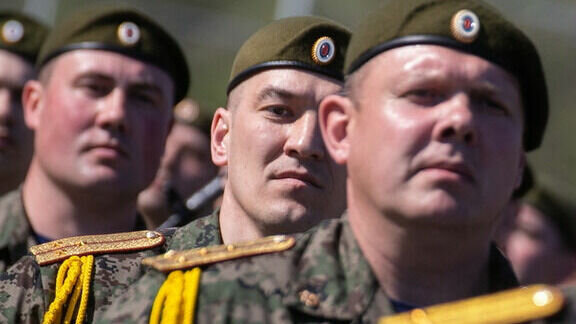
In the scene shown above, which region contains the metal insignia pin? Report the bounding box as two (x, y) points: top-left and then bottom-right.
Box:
(2, 20), (24, 44)
(311, 36), (335, 65)
(450, 9), (480, 43)
(117, 21), (140, 46)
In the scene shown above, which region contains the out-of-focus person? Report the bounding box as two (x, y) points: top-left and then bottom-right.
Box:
(500, 182), (576, 285)
(0, 11), (48, 196)
(138, 97), (219, 229)
(0, 4), (188, 274)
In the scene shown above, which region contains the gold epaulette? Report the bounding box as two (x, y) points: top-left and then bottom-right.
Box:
(30, 230), (165, 266)
(143, 234), (296, 272)
(379, 284), (564, 324)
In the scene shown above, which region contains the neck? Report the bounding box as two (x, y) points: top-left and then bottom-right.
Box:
(347, 186), (493, 307)
(23, 164), (138, 240)
(218, 188), (264, 244)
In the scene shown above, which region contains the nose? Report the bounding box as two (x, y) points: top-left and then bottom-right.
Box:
(284, 110), (325, 160)
(95, 88), (128, 132)
(432, 93), (477, 145)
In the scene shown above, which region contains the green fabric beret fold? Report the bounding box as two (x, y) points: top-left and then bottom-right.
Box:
(37, 4), (189, 103)
(228, 16), (351, 93)
(0, 11), (49, 63)
(346, 0), (548, 151)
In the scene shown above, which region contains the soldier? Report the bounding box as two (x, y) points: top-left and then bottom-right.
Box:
(136, 15), (349, 248)
(0, 13), (47, 198)
(0, 12), (49, 272)
(0, 15), (349, 323)
(138, 97), (219, 229)
(501, 183), (576, 285)
(99, 0), (569, 323)
(0, 3), (190, 320)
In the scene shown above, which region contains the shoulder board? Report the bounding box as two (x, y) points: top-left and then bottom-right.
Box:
(143, 234), (295, 272)
(379, 284), (564, 324)
(30, 230), (165, 266)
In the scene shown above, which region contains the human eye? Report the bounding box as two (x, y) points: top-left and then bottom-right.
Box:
(264, 105), (294, 120)
(474, 94), (509, 116)
(75, 77), (112, 97)
(402, 88), (444, 106)
(132, 89), (158, 106)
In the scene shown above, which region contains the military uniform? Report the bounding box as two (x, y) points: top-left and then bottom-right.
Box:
(0, 208), (222, 322)
(0, 191), (35, 272)
(96, 215), (518, 323)
(0, 189), (149, 273)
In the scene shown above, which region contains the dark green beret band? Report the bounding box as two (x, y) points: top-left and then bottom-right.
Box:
(0, 11), (48, 63)
(346, 0), (548, 151)
(37, 5), (189, 103)
(227, 16), (350, 94)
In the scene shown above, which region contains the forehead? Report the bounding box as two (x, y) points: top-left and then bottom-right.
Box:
(230, 68), (342, 105)
(362, 45), (520, 88)
(48, 49), (173, 87)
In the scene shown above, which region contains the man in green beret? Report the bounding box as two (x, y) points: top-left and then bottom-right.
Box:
(0, 14), (349, 322)
(0, 3), (190, 321)
(0, 11), (49, 271)
(98, 0), (575, 322)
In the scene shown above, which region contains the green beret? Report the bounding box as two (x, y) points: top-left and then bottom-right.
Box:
(346, 0), (547, 151)
(228, 16), (351, 93)
(0, 11), (49, 63)
(37, 5), (189, 103)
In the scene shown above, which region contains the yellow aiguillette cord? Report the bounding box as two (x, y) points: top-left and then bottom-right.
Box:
(150, 267), (202, 324)
(43, 255), (94, 324)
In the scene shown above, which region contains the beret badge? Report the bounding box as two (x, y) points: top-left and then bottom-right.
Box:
(311, 36), (335, 65)
(117, 21), (140, 46)
(1, 19), (24, 44)
(450, 9), (480, 43)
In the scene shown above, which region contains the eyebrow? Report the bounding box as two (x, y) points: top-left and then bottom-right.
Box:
(256, 86), (296, 102)
(75, 71), (165, 96)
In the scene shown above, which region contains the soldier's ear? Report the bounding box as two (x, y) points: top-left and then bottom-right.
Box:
(22, 80), (43, 130)
(211, 107), (230, 167)
(319, 94), (353, 165)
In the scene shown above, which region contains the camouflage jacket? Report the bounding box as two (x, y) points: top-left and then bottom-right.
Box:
(99, 215), (520, 324)
(0, 190), (38, 273)
(0, 209), (222, 323)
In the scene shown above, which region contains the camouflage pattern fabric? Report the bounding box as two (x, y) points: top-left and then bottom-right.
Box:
(0, 190), (39, 273)
(99, 214), (518, 323)
(0, 206), (221, 322)
(0, 190), (150, 273)
(166, 208), (222, 250)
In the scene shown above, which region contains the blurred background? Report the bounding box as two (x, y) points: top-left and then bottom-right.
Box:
(4, 0), (575, 202)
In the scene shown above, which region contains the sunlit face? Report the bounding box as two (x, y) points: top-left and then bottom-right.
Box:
(503, 203), (576, 285)
(0, 50), (35, 193)
(340, 45), (525, 229)
(214, 69), (346, 235)
(25, 50), (174, 198)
